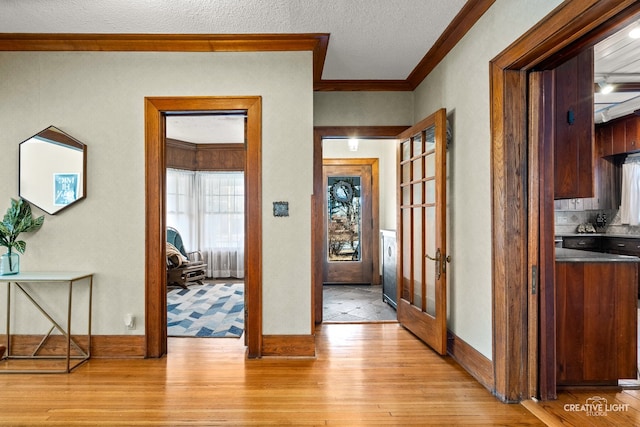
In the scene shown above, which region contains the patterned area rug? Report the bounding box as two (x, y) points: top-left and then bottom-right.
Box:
(167, 282), (244, 338)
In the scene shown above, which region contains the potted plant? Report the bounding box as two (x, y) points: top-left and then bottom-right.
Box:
(0, 198), (44, 275)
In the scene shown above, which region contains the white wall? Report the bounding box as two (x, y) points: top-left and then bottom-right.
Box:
(413, 0), (563, 358)
(0, 50), (314, 336)
(314, 92), (413, 126)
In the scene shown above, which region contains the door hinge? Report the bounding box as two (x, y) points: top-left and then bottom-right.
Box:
(531, 265), (538, 295)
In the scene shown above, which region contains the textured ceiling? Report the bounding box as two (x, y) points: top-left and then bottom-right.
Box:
(166, 115), (245, 144)
(594, 20), (640, 123)
(0, 0), (467, 80)
(3, 1), (639, 128)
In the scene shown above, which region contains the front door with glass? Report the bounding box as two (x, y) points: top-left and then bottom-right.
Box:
(322, 160), (377, 285)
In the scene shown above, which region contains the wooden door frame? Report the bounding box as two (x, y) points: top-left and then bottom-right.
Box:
(313, 127), (408, 325)
(490, 0), (640, 402)
(145, 96), (262, 358)
(323, 158), (380, 285)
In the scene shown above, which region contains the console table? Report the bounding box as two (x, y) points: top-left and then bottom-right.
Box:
(0, 272), (93, 373)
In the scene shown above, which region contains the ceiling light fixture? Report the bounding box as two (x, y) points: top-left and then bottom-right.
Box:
(629, 26), (640, 39)
(598, 79), (614, 94)
(347, 138), (359, 152)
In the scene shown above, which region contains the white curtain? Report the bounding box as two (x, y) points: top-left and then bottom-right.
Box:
(166, 169), (197, 250)
(620, 156), (640, 225)
(197, 172), (245, 278)
(166, 169), (245, 278)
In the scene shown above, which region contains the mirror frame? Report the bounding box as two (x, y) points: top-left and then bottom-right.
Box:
(19, 126), (87, 215)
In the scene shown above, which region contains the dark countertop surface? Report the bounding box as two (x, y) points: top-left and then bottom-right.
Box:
(556, 233), (640, 238)
(556, 247), (640, 262)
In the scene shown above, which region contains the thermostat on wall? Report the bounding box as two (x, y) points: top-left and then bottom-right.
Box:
(273, 201), (289, 217)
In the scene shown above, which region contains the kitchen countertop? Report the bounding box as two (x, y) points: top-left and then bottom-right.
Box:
(556, 233), (640, 238)
(556, 247), (640, 262)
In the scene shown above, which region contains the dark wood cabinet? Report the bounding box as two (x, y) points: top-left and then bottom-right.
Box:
(625, 118), (639, 153)
(596, 125), (612, 157)
(554, 48), (594, 199)
(603, 236), (640, 256)
(561, 236), (600, 251)
(594, 123), (624, 209)
(560, 236), (640, 256)
(601, 237), (640, 298)
(612, 119), (627, 155)
(556, 260), (638, 385)
(599, 115), (640, 157)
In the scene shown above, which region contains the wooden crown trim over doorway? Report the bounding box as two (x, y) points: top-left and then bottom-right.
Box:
(145, 96), (262, 358)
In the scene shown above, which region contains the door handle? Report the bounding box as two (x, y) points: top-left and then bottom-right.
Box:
(442, 254), (451, 273)
(425, 251), (440, 262)
(426, 249), (452, 279)
(426, 248), (442, 280)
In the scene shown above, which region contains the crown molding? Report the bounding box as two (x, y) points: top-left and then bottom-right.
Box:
(0, 32), (330, 85)
(313, 80), (412, 91)
(0, 32), (328, 51)
(406, 0), (495, 89)
(0, 0), (493, 93)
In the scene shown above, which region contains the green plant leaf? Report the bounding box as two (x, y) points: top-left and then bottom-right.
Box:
(0, 198), (44, 254)
(14, 240), (26, 254)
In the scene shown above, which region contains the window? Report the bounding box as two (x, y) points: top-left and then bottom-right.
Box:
(166, 169), (245, 278)
(620, 154), (640, 225)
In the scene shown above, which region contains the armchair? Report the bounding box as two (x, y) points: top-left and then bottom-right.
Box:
(166, 227), (206, 289)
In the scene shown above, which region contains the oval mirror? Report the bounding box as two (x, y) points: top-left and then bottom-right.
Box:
(19, 126), (87, 215)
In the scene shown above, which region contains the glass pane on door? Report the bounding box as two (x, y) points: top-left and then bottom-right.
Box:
(412, 206), (423, 310)
(425, 127), (437, 316)
(425, 205), (436, 316)
(327, 176), (361, 262)
(401, 206), (412, 301)
(399, 124), (438, 313)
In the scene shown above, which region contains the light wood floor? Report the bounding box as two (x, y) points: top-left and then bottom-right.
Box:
(523, 388), (640, 426)
(0, 323), (635, 426)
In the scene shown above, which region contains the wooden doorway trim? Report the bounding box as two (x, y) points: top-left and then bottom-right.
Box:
(313, 126), (408, 325)
(145, 96), (262, 358)
(489, 0), (639, 402)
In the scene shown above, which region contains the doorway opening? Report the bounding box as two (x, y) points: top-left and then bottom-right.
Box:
(489, 1), (640, 401)
(164, 113), (246, 339)
(313, 129), (407, 325)
(321, 154), (394, 322)
(144, 96), (262, 359)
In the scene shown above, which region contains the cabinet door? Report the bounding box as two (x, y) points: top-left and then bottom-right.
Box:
(556, 261), (638, 385)
(562, 236), (601, 250)
(626, 117), (639, 153)
(612, 119), (626, 155)
(554, 48), (594, 199)
(602, 237), (640, 256)
(596, 124), (612, 157)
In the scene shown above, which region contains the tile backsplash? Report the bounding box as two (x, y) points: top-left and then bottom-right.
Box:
(555, 207), (640, 235)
